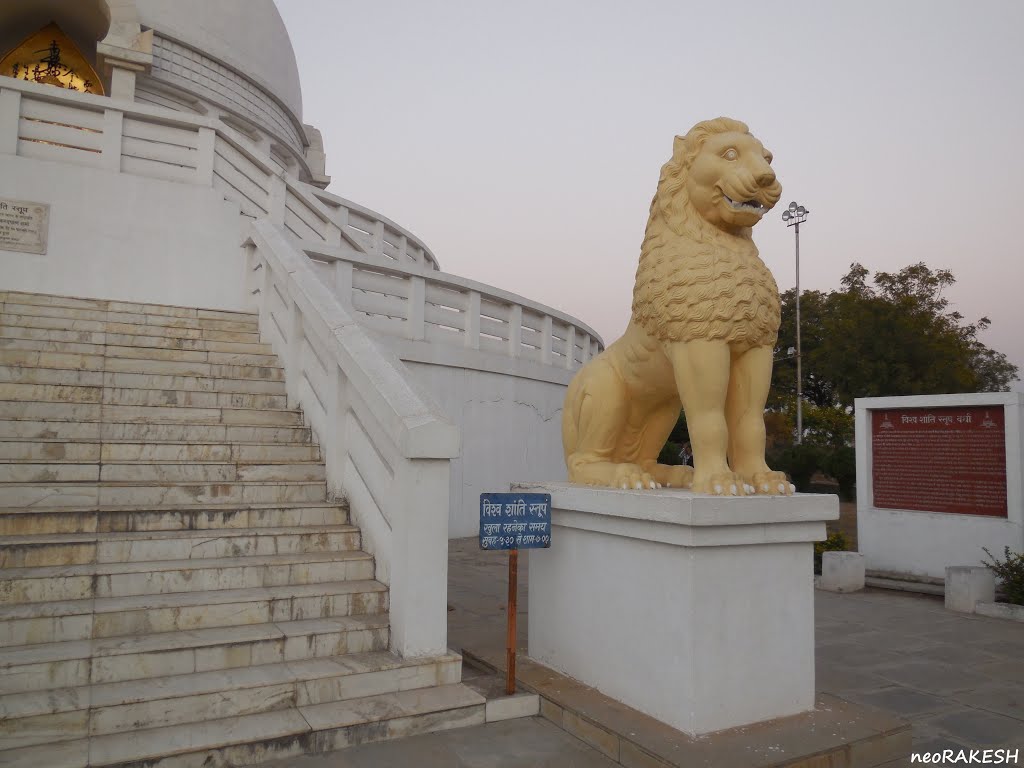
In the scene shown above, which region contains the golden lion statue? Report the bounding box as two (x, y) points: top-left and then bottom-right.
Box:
(562, 117), (794, 496)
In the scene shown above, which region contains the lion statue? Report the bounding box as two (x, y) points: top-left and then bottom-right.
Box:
(562, 117), (794, 496)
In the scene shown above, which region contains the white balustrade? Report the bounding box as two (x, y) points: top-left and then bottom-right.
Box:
(245, 219), (458, 658)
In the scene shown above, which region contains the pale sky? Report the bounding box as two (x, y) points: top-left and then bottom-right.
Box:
(278, 0), (1024, 387)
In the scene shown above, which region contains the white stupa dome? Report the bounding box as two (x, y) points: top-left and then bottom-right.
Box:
(136, 0), (303, 138)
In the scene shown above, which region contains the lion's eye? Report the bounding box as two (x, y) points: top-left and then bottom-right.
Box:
(724, 148), (738, 161)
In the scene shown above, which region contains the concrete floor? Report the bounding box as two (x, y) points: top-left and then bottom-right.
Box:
(275, 538), (1024, 767)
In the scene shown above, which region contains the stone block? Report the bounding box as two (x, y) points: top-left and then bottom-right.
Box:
(944, 566), (995, 613)
(485, 692), (540, 722)
(819, 551), (866, 593)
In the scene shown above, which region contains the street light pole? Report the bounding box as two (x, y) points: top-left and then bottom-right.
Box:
(782, 202), (809, 445)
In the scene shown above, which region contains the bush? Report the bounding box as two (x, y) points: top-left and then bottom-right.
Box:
(814, 531), (848, 575)
(821, 446), (856, 501)
(982, 547), (1024, 606)
(768, 443), (822, 492)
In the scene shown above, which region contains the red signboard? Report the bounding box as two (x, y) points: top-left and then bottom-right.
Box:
(871, 406), (1007, 517)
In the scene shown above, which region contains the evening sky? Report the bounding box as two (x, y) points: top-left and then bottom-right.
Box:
(278, 0), (1024, 387)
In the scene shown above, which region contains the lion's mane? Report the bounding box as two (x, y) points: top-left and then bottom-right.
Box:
(631, 118), (782, 347)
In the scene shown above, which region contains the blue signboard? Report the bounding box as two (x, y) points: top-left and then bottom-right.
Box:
(479, 493), (552, 550)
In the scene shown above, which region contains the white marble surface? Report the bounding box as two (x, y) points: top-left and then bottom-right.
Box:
(524, 484), (835, 736)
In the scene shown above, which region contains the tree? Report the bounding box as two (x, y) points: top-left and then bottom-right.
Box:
(772, 262), (1018, 412)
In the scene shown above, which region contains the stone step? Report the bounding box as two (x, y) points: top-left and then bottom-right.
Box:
(0, 550), (374, 604)
(0, 301), (259, 334)
(0, 578), (384, 647)
(0, 337), (278, 367)
(0, 650), (461, 747)
(0, 479), (327, 509)
(0, 381), (287, 409)
(0, 311), (262, 344)
(0, 682), (484, 768)
(0, 418), (311, 443)
(0, 324), (273, 355)
(0, 401), (302, 425)
(0, 615), (394, 695)
(0, 460), (326, 483)
(1, 291), (258, 325)
(0, 440), (320, 463)
(0, 365), (288, 395)
(0, 501), (348, 536)
(0, 350), (284, 381)
(0, 524), (359, 568)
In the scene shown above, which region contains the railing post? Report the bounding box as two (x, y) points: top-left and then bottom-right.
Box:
(398, 234), (409, 265)
(508, 305), (522, 359)
(465, 291), (481, 349)
(372, 220), (385, 256)
(389, 458), (450, 657)
(541, 315), (553, 364)
(0, 90), (21, 155)
(565, 326), (576, 369)
(286, 297), (302, 407)
(408, 276), (426, 341)
(333, 260), (354, 308)
(269, 175), (287, 226)
(324, 362), (345, 496)
(194, 127), (215, 186)
(580, 332), (591, 364)
(100, 109), (123, 171)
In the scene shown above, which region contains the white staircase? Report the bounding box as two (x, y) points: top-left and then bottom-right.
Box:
(0, 291), (484, 768)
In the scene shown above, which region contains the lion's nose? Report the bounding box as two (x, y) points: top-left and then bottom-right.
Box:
(756, 168), (776, 187)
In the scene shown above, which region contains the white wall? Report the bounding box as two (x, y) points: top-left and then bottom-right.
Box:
(0, 154), (247, 311)
(855, 392), (1024, 580)
(403, 359), (568, 538)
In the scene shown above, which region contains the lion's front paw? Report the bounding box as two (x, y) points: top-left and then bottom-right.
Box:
(750, 470), (796, 496)
(613, 463), (658, 491)
(692, 470), (746, 496)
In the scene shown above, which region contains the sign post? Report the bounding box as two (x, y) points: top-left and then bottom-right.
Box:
(479, 492), (551, 695)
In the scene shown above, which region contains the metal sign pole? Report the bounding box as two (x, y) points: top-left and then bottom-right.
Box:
(506, 547), (518, 695)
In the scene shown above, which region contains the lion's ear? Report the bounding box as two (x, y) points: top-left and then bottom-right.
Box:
(673, 135), (686, 156)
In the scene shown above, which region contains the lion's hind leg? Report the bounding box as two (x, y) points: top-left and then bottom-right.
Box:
(565, 361), (655, 490)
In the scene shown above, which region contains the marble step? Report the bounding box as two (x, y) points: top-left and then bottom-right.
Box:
(0, 337), (278, 367)
(0, 301), (259, 334)
(0, 400), (303, 425)
(0, 440), (320, 463)
(0, 418), (311, 443)
(0, 366), (287, 395)
(0, 324), (272, 355)
(0, 460), (326, 484)
(0, 523), (359, 568)
(0, 650), (462, 748)
(0, 349), (284, 381)
(0, 479), (327, 510)
(0, 682), (484, 768)
(0, 614), (393, 695)
(1, 291), (257, 324)
(0, 577), (384, 647)
(0, 382), (287, 409)
(0, 501), (348, 536)
(0, 311), (262, 344)
(0, 550), (374, 604)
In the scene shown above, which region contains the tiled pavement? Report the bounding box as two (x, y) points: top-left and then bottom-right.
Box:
(274, 539), (1024, 766)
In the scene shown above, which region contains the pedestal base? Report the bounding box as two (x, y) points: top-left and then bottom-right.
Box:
(517, 482), (838, 737)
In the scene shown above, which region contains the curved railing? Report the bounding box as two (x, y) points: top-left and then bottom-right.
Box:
(0, 75), (603, 372)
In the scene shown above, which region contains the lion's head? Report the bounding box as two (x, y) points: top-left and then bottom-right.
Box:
(632, 119), (784, 346)
(654, 118), (782, 239)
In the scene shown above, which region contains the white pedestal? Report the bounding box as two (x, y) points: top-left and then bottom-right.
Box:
(517, 481), (838, 737)
(945, 566), (996, 614)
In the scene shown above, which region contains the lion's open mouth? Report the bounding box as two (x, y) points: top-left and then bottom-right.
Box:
(723, 194), (765, 213)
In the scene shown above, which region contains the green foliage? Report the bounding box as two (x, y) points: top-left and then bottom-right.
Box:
(982, 547), (1024, 606)
(821, 446), (856, 501)
(801, 403), (854, 450)
(814, 531), (848, 575)
(771, 263), (1019, 413)
(767, 443), (821, 492)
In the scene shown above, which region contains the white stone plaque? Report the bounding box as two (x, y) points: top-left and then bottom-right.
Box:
(0, 197), (49, 255)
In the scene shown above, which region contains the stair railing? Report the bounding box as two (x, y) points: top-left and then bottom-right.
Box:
(245, 217), (458, 658)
